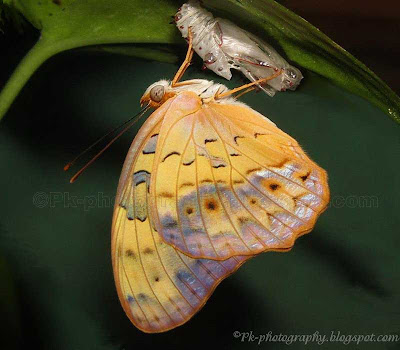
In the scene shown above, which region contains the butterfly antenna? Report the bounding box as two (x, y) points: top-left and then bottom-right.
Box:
(64, 105), (149, 172)
(67, 105), (149, 183)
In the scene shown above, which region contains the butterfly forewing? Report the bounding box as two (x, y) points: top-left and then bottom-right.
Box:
(112, 94), (248, 333)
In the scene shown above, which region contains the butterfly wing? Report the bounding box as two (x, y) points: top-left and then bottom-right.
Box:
(150, 94), (329, 260)
(112, 95), (248, 333)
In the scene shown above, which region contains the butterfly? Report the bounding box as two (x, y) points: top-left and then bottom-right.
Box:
(111, 29), (329, 333)
(175, 0), (303, 96)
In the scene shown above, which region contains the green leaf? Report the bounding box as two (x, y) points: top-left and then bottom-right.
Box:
(0, 0), (181, 120)
(83, 44), (179, 64)
(0, 0), (399, 124)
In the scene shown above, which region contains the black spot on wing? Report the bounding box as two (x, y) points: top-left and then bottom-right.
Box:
(234, 135), (244, 144)
(238, 216), (250, 224)
(180, 182), (195, 188)
(246, 167), (262, 175)
(133, 170), (151, 191)
(233, 179), (244, 184)
(162, 151), (181, 162)
(254, 132), (266, 138)
(183, 159), (195, 166)
(138, 293), (147, 301)
(204, 198), (218, 211)
(143, 247), (154, 254)
(212, 164), (226, 168)
(200, 179), (213, 184)
(159, 192), (174, 198)
(125, 249), (136, 259)
(205, 138), (217, 144)
(269, 183), (280, 191)
(186, 207), (194, 214)
(134, 170), (150, 176)
(136, 215), (147, 222)
(300, 171), (311, 181)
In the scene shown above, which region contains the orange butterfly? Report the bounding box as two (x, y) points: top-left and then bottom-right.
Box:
(111, 30), (329, 333)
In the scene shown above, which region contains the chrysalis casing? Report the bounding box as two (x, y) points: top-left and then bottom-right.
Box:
(175, 0), (303, 96)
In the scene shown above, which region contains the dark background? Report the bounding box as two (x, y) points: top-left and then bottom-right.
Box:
(282, 0), (400, 95)
(0, 1), (399, 349)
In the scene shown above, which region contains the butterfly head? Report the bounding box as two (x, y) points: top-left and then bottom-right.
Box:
(141, 78), (233, 108)
(140, 80), (177, 108)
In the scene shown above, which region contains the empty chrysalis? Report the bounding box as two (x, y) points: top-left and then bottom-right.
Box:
(175, 0), (303, 96)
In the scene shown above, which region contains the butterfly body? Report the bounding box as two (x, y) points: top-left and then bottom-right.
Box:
(111, 78), (329, 332)
(140, 79), (237, 108)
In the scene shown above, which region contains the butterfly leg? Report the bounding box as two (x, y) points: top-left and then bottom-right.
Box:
(234, 86), (257, 99)
(171, 27), (194, 87)
(215, 69), (283, 100)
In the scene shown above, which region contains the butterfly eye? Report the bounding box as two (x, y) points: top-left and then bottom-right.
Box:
(150, 85), (165, 103)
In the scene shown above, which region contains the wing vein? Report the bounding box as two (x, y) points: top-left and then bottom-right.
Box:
(115, 169), (152, 328)
(210, 105), (323, 198)
(174, 120), (196, 258)
(205, 111), (287, 246)
(146, 171), (200, 307)
(199, 114), (255, 254)
(193, 128), (220, 258)
(119, 209), (152, 328)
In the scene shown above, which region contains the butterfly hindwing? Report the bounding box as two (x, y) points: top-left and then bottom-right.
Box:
(150, 92), (329, 260)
